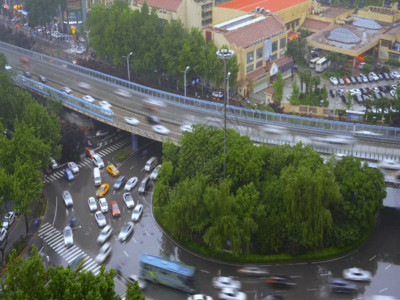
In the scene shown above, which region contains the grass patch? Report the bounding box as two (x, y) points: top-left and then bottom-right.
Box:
(115, 147), (133, 161)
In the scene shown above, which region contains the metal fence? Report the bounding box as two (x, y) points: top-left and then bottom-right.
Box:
(2, 41), (400, 140)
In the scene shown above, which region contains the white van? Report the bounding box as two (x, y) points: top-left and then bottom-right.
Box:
(93, 167), (101, 186)
(138, 176), (150, 194)
(93, 154), (104, 168)
(144, 157), (158, 172)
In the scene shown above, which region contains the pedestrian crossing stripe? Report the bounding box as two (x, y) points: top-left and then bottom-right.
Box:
(38, 222), (100, 275)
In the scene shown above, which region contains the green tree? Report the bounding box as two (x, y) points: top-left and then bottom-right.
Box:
(25, 0), (59, 36)
(364, 55), (377, 66)
(287, 77), (300, 105)
(272, 71), (284, 102)
(126, 281), (145, 300)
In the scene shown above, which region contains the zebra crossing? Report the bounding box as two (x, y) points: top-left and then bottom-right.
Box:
(43, 138), (131, 184)
(38, 222), (101, 275)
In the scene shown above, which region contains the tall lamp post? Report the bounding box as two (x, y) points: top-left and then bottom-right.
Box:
(227, 72), (231, 107)
(127, 52), (133, 82)
(216, 48), (234, 175)
(184, 66), (190, 97)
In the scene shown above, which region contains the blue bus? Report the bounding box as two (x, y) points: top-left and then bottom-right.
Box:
(139, 255), (197, 293)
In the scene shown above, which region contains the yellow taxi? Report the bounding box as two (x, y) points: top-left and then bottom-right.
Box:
(106, 164), (119, 176)
(96, 183), (110, 197)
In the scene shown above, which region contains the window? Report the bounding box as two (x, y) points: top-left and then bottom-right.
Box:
(256, 47), (263, 60)
(246, 64), (254, 73)
(271, 53), (277, 61)
(256, 60), (263, 68)
(280, 37), (286, 49)
(247, 51), (254, 64)
(272, 41), (278, 52)
(389, 52), (400, 61)
(381, 39), (391, 47)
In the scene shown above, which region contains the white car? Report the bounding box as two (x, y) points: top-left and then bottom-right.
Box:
(99, 100), (112, 110)
(378, 159), (400, 170)
(218, 288), (246, 300)
(95, 242), (112, 264)
(61, 86), (72, 94)
(62, 191), (73, 207)
(67, 162), (79, 173)
(118, 222), (134, 242)
(369, 72), (379, 81)
(92, 154), (104, 168)
(188, 295), (213, 300)
(2, 212), (15, 229)
(83, 95), (95, 103)
(97, 225), (113, 244)
(180, 124), (193, 132)
(360, 74), (369, 83)
(131, 204), (143, 222)
(123, 193), (135, 209)
(115, 88), (130, 98)
(330, 77), (338, 85)
(63, 225), (73, 247)
(124, 116), (140, 126)
(212, 91), (223, 99)
(391, 71), (400, 79)
(95, 211), (107, 227)
(0, 228), (7, 243)
(51, 158), (58, 170)
(76, 46), (85, 54)
(127, 274), (147, 290)
(125, 177), (138, 191)
(150, 164), (161, 181)
(88, 197), (97, 212)
(343, 267), (371, 281)
(390, 89), (396, 97)
(5, 65), (12, 71)
(212, 276), (241, 290)
(99, 198), (108, 213)
(78, 82), (91, 89)
(152, 125), (170, 135)
(349, 89), (361, 96)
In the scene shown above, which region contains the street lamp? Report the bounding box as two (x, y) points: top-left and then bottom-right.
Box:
(227, 72), (231, 107)
(127, 52), (133, 82)
(216, 48), (234, 175)
(184, 66), (190, 97)
(333, 86), (338, 121)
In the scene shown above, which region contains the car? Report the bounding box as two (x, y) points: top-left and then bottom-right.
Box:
(63, 225), (73, 247)
(383, 72), (390, 80)
(82, 95), (95, 103)
(99, 198), (109, 213)
(114, 176), (126, 190)
(342, 77), (351, 85)
(62, 190), (73, 207)
(92, 154), (104, 168)
(0, 228), (7, 243)
(99, 100), (112, 110)
(2, 212), (15, 229)
(389, 72), (395, 80)
(329, 278), (357, 294)
(360, 74), (369, 83)
(266, 275), (296, 288)
(258, 296), (283, 300)
(180, 124), (193, 132)
(76, 46), (85, 54)
(350, 77), (357, 84)
(118, 222), (134, 242)
(23, 71), (32, 78)
(5, 65), (12, 71)
(97, 225), (113, 244)
(359, 62), (366, 69)
(127, 274), (148, 290)
(212, 276), (241, 290)
(378, 73), (384, 80)
(107, 164), (119, 176)
(390, 89), (396, 97)
(95, 211), (107, 227)
(152, 125), (170, 135)
(329, 77), (338, 85)
(50, 158), (58, 170)
(380, 91), (387, 98)
(95, 242), (112, 264)
(110, 201), (120, 217)
(212, 90), (223, 99)
(124, 116), (140, 126)
(329, 89), (336, 97)
(187, 295), (213, 300)
(85, 147), (96, 158)
(338, 78), (345, 85)
(96, 184), (110, 197)
(38, 75), (46, 83)
(64, 169), (74, 181)
(115, 88), (130, 98)
(343, 267), (372, 281)
(340, 94), (348, 103)
(67, 162), (79, 174)
(356, 76), (363, 83)
(349, 89), (361, 96)
(236, 265), (269, 277)
(354, 94), (363, 103)
(368, 74), (375, 82)
(123, 193), (135, 209)
(70, 254), (87, 273)
(124, 177), (138, 191)
(360, 88), (369, 95)
(61, 86), (72, 94)
(131, 204), (143, 222)
(147, 115), (160, 124)
(378, 159), (400, 170)
(150, 164), (162, 181)
(378, 86), (385, 92)
(218, 288), (247, 300)
(88, 197), (97, 212)
(78, 82), (91, 89)
(369, 72), (379, 81)
(392, 71), (400, 79)
(96, 130), (109, 137)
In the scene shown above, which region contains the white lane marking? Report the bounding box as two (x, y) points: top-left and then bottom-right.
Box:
(369, 255), (376, 261)
(124, 250), (129, 257)
(159, 246), (164, 252)
(53, 196), (58, 225)
(200, 270), (210, 273)
(144, 230), (150, 236)
(306, 288), (318, 291)
(385, 264), (392, 270)
(379, 288), (388, 293)
(132, 237), (137, 243)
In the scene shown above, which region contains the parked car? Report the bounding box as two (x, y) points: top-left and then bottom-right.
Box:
(343, 267), (372, 281)
(67, 162), (79, 174)
(95, 211), (107, 227)
(88, 197), (97, 212)
(350, 77), (357, 84)
(329, 77), (338, 85)
(369, 72), (379, 81)
(212, 276), (241, 290)
(99, 198), (108, 213)
(131, 204), (144, 222)
(360, 74), (369, 83)
(95, 242), (112, 264)
(354, 94), (363, 103)
(123, 193), (135, 209)
(63, 225), (73, 247)
(118, 222), (134, 242)
(64, 169), (74, 181)
(110, 201), (120, 217)
(50, 158), (58, 170)
(342, 77), (351, 85)
(338, 78), (345, 85)
(383, 72), (390, 80)
(356, 76), (363, 83)
(124, 177), (138, 191)
(378, 73), (384, 80)
(0, 228), (7, 243)
(329, 278), (357, 294)
(62, 190), (73, 207)
(2, 212), (15, 229)
(97, 225), (112, 244)
(114, 176), (126, 190)
(329, 89), (336, 97)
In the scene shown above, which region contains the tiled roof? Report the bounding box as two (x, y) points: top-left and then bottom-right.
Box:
(224, 16), (285, 48)
(217, 0), (308, 13)
(238, 79), (249, 85)
(246, 67), (267, 80)
(264, 55), (293, 71)
(301, 18), (331, 31)
(265, 86), (274, 94)
(137, 0), (183, 12)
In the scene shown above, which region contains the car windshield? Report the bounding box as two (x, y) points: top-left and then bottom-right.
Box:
(98, 213), (104, 220)
(112, 204), (118, 210)
(122, 225), (131, 233)
(65, 229), (72, 237)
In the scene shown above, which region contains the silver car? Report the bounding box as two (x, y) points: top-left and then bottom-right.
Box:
(63, 225), (73, 247)
(123, 193), (135, 209)
(63, 191), (73, 207)
(118, 222), (134, 242)
(2, 211), (15, 229)
(131, 204), (143, 222)
(88, 197), (97, 212)
(95, 242), (112, 264)
(67, 162), (79, 174)
(99, 198), (108, 213)
(150, 165), (161, 181)
(124, 177), (138, 191)
(95, 211), (107, 227)
(97, 225), (112, 244)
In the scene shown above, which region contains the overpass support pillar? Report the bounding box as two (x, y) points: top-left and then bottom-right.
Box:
(131, 134), (138, 151)
(352, 56), (356, 69)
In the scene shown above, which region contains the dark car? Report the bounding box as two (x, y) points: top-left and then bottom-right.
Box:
(38, 75), (46, 83)
(146, 115), (160, 124)
(362, 95), (371, 102)
(350, 77), (357, 84)
(383, 72), (390, 80)
(354, 94), (363, 104)
(329, 278), (357, 294)
(266, 275), (296, 289)
(389, 72), (395, 80)
(360, 88), (369, 95)
(356, 76), (363, 83)
(340, 95), (348, 103)
(374, 92), (382, 99)
(23, 71), (32, 78)
(378, 86), (385, 92)
(114, 176), (126, 190)
(384, 85), (392, 92)
(329, 89), (336, 97)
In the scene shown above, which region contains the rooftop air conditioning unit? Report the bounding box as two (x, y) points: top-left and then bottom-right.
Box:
(260, 7), (265, 14)
(256, 6), (260, 12)
(266, 9), (270, 13)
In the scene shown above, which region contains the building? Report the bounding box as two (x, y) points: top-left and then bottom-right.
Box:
(131, 0), (214, 29)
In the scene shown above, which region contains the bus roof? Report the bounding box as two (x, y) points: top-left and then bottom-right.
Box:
(140, 255), (196, 276)
(316, 57), (327, 64)
(310, 57), (320, 62)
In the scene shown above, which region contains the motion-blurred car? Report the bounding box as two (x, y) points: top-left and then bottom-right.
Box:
(131, 204), (143, 222)
(63, 225), (73, 247)
(99, 198), (108, 213)
(67, 162), (79, 174)
(96, 130), (109, 137)
(88, 197), (97, 212)
(70, 254), (87, 273)
(212, 276), (241, 290)
(64, 169), (74, 181)
(378, 159), (400, 170)
(95, 242), (112, 264)
(94, 211), (106, 227)
(343, 267), (371, 281)
(99, 100), (112, 110)
(124, 177), (138, 191)
(115, 88), (130, 98)
(127, 274), (147, 290)
(61, 86), (72, 94)
(329, 278), (357, 294)
(97, 225), (112, 244)
(124, 116), (140, 126)
(82, 95), (95, 103)
(147, 115), (160, 124)
(38, 75), (46, 83)
(180, 124), (193, 132)
(152, 125), (170, 135)
(150, 165), (162, 181)
(110, 201), (120, 217)
(218, 288), (247, 300)
(107, 164), (119, 176)
(118, 222), (134, 242)
(85, 147), (96, 158)
(258, 296), (283, 300)
(2, 212), (15, 229)
(114, 176), (126, 190)
(123, 193), (135, 209)
(92, 154), (104, 168)
(96, 184), (110, 197)
(23, 71), (31, 78)
(266, 275), (296, 289)
(236, 265), (268, 277)
(62, 190), (73, 207)
(78, 82), (91, 89)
